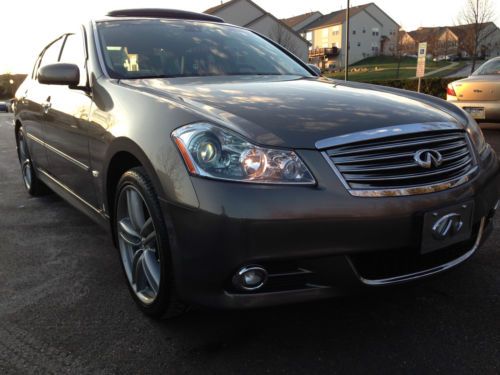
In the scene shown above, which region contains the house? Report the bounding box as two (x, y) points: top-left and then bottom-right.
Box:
(285, 2), (399, 70)
(408, 27), (459, 58)
(205, 0), (310, 61)
(398, 30), (417, 55)
(282, 12), (323, 32)
(449, 22), (500, 58)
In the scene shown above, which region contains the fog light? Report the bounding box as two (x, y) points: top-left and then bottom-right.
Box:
(233, 266), (268, 291)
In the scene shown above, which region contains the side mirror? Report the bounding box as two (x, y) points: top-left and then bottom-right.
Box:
(307, 64), (322, 76)
(38, 63), (80, 86)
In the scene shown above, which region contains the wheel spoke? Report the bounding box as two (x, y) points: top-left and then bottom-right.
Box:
(140, 217), (153, 237)
(142, 249), (160, 294)
(131, 249), (145, 287)
(142, 230), (157, 247)
(127, 189), (146, 231)
(118, 218), (141, 246)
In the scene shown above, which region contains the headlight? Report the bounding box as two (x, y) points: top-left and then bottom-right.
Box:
(172, 123), (315, 185)
(464, 112), (486, 154)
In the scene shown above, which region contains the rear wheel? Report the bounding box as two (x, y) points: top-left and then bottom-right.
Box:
(114, 167), (187, 318)
(17, 127), (48, 196)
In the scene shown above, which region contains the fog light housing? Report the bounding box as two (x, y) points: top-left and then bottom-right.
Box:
(232, 266), (268, 291)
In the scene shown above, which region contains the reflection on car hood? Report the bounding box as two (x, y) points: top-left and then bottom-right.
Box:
(122, 75), (460, 149)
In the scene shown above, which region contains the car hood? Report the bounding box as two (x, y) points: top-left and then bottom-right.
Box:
(122, 75), (461, 149)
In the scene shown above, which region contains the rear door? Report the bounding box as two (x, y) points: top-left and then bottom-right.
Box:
(42, 28), (98, 207)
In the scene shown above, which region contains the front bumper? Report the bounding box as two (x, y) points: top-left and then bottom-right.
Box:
(160, 146), (500, 309)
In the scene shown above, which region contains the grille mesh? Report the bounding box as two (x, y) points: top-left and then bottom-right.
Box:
(326, 131), (475, 190)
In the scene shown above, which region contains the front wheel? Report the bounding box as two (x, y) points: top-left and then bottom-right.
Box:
(114, 167), (187, 318)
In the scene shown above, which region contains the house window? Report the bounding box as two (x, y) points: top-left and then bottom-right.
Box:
(357, 42), (361, 47)
(322, 28), (329, 37)
(353, 30), (356, 35)
(362, 27), (366, 33)
(332, 25), (340, 36)
(372, 28), (379, 36)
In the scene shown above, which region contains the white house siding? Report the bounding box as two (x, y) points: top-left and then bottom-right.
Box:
(207, 0), (309, 61)
(249, 15), (309, 61)
(363, 4), (399, 54)
(482, 24), (500, 58)
(305, 4), (399, 68)
(212, 1), (263, 26)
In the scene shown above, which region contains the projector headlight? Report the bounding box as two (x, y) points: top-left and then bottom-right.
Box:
(172, 123), (315, 185)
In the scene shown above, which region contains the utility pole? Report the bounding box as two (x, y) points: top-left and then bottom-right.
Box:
(344, 0), (350, 81)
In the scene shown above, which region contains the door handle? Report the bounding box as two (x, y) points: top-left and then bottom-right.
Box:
(42, 101), (52, 114)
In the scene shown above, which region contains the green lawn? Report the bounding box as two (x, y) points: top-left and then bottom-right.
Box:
(324, 56), (463, 82)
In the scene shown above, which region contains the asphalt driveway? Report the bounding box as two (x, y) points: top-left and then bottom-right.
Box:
(0, 113), (499, 374)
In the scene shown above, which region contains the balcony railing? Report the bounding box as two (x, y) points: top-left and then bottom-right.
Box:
(308, 47), (340, 58)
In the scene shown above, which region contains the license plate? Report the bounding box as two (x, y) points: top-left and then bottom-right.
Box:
(421, 201), (474, 255)
(463, 107), (486, 120)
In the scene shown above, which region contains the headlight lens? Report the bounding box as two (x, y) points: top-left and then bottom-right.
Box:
(172, 123), (315, 184)
(464, 111), (486, 154)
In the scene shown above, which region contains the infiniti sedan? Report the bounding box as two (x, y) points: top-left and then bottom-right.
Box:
(14, 9), (500, 318)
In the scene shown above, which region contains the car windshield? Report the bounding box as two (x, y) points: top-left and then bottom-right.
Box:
(96, 19), (312, 79)
(472, 59), (500, 76)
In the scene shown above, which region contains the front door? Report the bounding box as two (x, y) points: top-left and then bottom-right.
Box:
(42, 30), (98, 208)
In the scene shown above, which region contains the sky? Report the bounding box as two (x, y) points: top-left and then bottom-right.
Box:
(1, 0), (499, 74)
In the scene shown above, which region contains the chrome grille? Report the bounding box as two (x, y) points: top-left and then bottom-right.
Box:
(325, 130), (476, 193)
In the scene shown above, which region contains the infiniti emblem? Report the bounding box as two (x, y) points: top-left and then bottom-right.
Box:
(414, 149), (443, 169)
(432, 213), (463, 240)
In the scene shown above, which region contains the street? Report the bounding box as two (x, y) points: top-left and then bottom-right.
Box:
(0, 113), (499, 374)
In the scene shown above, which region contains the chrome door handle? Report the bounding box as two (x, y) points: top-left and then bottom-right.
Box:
(42, 101), (52, 114)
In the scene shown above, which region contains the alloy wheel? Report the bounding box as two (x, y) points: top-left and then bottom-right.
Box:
(116, 186), (161, 305)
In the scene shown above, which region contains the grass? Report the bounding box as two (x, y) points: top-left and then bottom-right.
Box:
(325, 56), (461, 82)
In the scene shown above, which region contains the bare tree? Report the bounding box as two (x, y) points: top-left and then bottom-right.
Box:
(457, 0), (496, 73)
(270, 22), (298, 55)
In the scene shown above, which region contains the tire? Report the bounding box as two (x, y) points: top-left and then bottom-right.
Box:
(16, 127), (49, 196)
(114, 167), (187, 319)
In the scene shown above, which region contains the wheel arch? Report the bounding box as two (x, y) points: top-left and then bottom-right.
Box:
(104, 137), (167, 241)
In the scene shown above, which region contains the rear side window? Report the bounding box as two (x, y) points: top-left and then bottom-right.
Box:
(473, 59), (500, 76)
(59, 32), (88, 86)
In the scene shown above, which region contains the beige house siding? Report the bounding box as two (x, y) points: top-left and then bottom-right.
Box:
(211, 1), (263, 26)
(249, 14), (309, 60)
(206, 0), (309, 61)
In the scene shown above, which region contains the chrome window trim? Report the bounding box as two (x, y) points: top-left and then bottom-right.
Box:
(27, 133), (90, 172)
(315, 122), (465, 150)
(349, 217), (486, 286)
